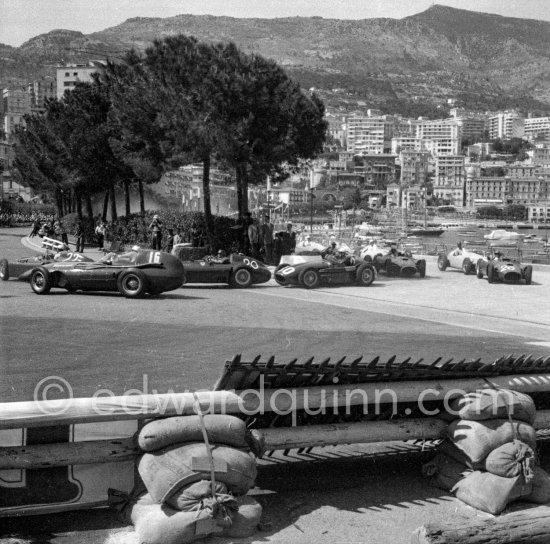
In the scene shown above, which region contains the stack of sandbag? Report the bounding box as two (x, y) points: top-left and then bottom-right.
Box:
(129, 414), (262, 544)
(423, 389), (550, 515)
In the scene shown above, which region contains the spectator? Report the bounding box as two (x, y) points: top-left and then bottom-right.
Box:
(30, 218), (41, 238)
(148, 214), (163, 250)
(164, 228), (175, 253)
(173, 228), (182, 248)
(95, 221), (106, 250)
(273, 232), (285, 265)
(281, 221), (296, 255)
(260, 214), (274, 264)
(242, 211), (254, 254)
(247, 217), (261, 259)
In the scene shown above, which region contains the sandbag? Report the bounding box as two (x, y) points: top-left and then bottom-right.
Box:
(484, 440), (536, 480)
(447, 418), (537, 465)
(436, 439), (482, 470)
(526, 466), (550, 504)
(130, 493), (225, 544)
(138, 443), (257, 503)
(166, 480), (230, 511)
(448, 389), (536, 424)
(452, 471), (532, 515)
(422, 452), (472, 491)
(137, 415), (248, 452)
(224, 495), (263, 538)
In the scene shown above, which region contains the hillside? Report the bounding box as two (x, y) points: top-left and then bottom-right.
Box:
(2, 5), (550, 113)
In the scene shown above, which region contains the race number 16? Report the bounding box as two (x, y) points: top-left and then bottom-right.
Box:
(149, 252), (161, 264)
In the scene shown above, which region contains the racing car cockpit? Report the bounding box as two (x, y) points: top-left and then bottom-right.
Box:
(99, 250), (139, 266)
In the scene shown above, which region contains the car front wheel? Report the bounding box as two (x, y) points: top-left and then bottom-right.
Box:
(117, 269), (148, 298)
(356, 264), (375, 286)
(230, 267), (253, 288)
(524, 266), (533, 285)
(30, 267), (52, 294)
(417, 260), (426, 278)
(487, 263), (495, 283)
(0, 258), (9, 281)
(299, 268), (320, 289)
(462, 258), (472, 275)
(476, 260), (484, 279)
(437, 255), (448, 271)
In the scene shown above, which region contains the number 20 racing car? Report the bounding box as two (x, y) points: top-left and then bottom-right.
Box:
(23, 249), (184, 297)
(274, 255), (376, 289)
(475, 252), (533, 284)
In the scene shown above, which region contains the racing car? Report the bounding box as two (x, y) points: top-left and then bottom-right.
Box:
(274, 254), (376, 289)
(0, 253), (66, 281)
(180, 254), (271, 288)
(24, 249), (184, 297)
(475, 252), (533, 284)
(369, 250), (426, 278)
(437, 245), (485, 275)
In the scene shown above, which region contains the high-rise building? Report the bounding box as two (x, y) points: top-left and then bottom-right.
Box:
(346, 114), (395, 155)
(524, 117), (550, 142)
(487, 111), (524, 140)
(433, 155), (466, 207)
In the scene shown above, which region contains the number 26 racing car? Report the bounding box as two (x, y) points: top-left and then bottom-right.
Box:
(24, 249), (184, 297)
(475, 252), (533, 284)
(274, 254), (376, 289)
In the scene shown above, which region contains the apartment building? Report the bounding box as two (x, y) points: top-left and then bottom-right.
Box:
(346, 114), (395, 155)
(27, 77), (56, 112)
(326, 114), (346, 148)
(433, 155), (466, 207)
(413, 119), (461, 155)
(352, 154), (397, 187)
(2, 88), (31, 139)
(56, 61), (106, 99)
(454, 117), (486, 140)
(487, 111), (524, 140)
(533, 144), (550, 165)
(524, 117), (550, 142)
(466, 176), (509, 208)
(399, 150), (430, 187)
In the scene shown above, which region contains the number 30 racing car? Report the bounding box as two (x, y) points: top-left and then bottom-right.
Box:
(274, 254), (376, 289)
(24, 249), (184, 297)
(180, 254), (271, 287)
(475, 252), (533, 284)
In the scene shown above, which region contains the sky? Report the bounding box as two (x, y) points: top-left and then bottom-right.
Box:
(2, 0), (550, 47)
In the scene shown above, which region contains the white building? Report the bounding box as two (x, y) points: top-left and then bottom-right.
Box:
(433, 155), (466, 207)
(487, 111), (524, 140)
(346, 114), (395, 155)
(56, 61), (106, 99)
(524, 117), (550, 142)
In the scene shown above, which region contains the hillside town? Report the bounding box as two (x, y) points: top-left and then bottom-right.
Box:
(2, 61), (550, 225)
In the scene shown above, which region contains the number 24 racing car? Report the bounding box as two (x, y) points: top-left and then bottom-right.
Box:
(23, 249), (184, 297)
(475, 252), (533, 284)
(274, 255), (376, 289)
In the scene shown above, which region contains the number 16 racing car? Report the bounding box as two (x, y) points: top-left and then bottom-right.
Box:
(274, 254), (376, 289)
(25, 249), (184, 297)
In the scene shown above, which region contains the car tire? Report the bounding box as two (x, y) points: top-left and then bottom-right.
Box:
(524, 266), (533, 285)
(417, 260), (426, 278)
(437, 255), (448, 271)
(117, 269), (148, 298)
(363, 255), (372, 263)
(487, 263), (495, 283)
(30, 267), (52, 294)
(230, 266), (253, 288)
(476, 260), (484, 279)
(274, 265), (289, 286)
(0, 258), (9, 281)
(356, 264), (375, 286)
(462, 258), (472, 275)
(299, 268), (320, 289)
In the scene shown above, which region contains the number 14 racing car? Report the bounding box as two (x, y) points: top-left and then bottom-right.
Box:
(24, 249), (184, 297)
(274, 255), (376, 289)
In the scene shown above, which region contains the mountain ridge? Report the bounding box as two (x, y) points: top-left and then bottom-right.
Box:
(2, 5), (550, 112)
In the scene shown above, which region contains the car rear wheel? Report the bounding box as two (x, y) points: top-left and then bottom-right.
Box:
(417, 260), (426, 278)
(524, 266), (533, 285)
(437, 255), (448, 271)
(30, 267), (52, 294)
(462, 258), (472, 275)
(0, 258), (9, 281)
(476, 260), (484, 279)
(487, 263), (495, 283)
(299, 268), (320, 289)
(117, 269), (148, 298)
(230, 267), (252, 288)
(356, 264), (375, 286)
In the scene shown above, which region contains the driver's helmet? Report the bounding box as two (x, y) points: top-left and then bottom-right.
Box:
(217, 249), (227, 258)
(131, 245), (140, 252)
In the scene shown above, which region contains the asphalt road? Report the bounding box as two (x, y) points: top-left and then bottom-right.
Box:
(1, 227), (550, 543)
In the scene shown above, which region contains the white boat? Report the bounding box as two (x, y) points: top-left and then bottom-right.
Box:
(483, 229), (522, 242)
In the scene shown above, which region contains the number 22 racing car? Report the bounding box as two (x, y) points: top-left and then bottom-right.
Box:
(475, 252), (533, 284)
(24, 249), (184, 297)
(274, 254), (376, 289)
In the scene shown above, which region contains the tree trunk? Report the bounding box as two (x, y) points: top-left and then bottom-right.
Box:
(76, 192), (83, 220)
(109, 184), (117, 222)
(55, 189), (63, 218)
(235, 165), (244, 221)
(138, 178), (145, 214)
(85, 194), (94, 219)
(102, 190), (109, 222)
(235, 163), (249, 220)
(202, 155), (214, 250)
(124, 180), (131, 217)
(412, 507), (550, 544)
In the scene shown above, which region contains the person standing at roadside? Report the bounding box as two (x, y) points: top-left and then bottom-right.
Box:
(95, 220), (106, 250)
(247, 217), (262, 259)
(164, 228), (175, 254)
(281, 221), (296, 255)
(260, 214), (274, 264)
(148, 214), (163, 250)
(74, 220), (84, 253)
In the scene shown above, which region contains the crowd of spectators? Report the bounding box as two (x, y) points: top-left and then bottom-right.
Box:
(0, 210), (56, 227)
